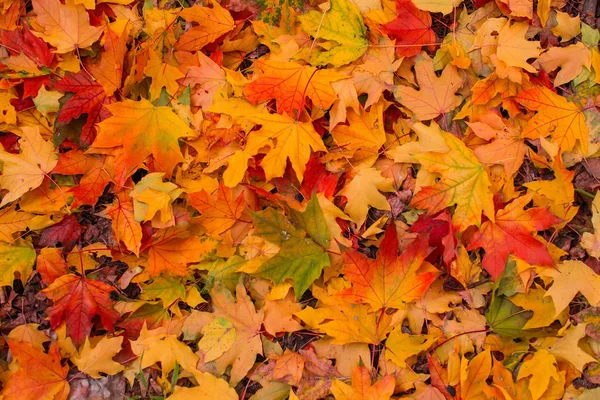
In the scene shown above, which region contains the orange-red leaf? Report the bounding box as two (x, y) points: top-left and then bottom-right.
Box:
(1, 340), (69, 400)
(341, 223), (438, 310)
(188, 183), (245, 238)
(244, 60), (343, 115)
(42, 274), (120, 346)
(382, 0), (436, 58)
(467, 194), (560, 279)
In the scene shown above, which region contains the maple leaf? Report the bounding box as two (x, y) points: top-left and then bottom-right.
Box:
(517, 349), (559, 400)
(130, 323), (200, 381)
(0, 126), (58, 206)
(295, 286), (392, 345)
(188, 183), (246, 238)
(546, 322), (597, 372)
(244, 60), (343, 115)
(394, 54), (463, 120)
(341, 223), (438, 310)
(31, 0), (103, 53)
(55, 71), (109, 147)
(382, 0), (437, 58)
(0, 205), (34, 243)
(411, 127), (494, 231)
(36, 248), (68, 284)
(100, 191), (142, 256)
(0, 25), (54, 69)
(209, 98), (327, 182)
(460, 350), (491, 400)
(510, 287), (558, 329)
(142, 228), (218, 276)
(330, 366), (395, 400)
(176, 0), (235, 51)
(331, 105), (387, 157)
(338, 167), (395, 227)
(90, 99), (194, 182)
(0, 241), (35, 287)
(88, 25), (127, 95)
(197, 317), (237, 362)
(209, 282), (265, 386)
(178, 51), (227, 110)
(538, 43), (592, 87)
(515, 85), (588, 154)
(71, 336), (124, 378)
(385, 327), (438, 368)
(543, 260), (600, 317)
(144, 50), (184, 101)
(467, 194), (559, 280)
(52, 150), (113, 208)
(251, 196), (330, 297)
(496, 21), (542, 73)
(469, 113), (531, 178)
(38, 214), (83, 251)
(130, 172), (183, 227)
(42, 274), (120, 346)
(1, 340), (69, 400)
(299, 0), (368, 67)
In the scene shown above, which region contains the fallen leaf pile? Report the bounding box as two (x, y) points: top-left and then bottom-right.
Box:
(3, 0), (600, 398)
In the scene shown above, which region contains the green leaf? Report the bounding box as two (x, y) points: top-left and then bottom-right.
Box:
(290, 195), (330, 248)
(486, 296), (532, 338)
(494, 259), (521, 297)
(251, 206), (330, 298)
(258, 237), (329, 299)
(140, 274), (186, 308)
(193, 255), (246, 292)
(251, 208), (300, 246)
(299, 0), (368, 67)
(0, 241), (35, 287)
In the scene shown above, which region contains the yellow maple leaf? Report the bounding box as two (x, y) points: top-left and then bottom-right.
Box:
(338, 167), (395, 227)
(517, 349), (559, 400)
(330, 366), (395, 400)
(130, 324), (199, 381)
(394, 54), (463, 120)
(411, 129), (495, 231)
(71, 336), (124, 378)
(143, 50), (185, 100)
(543, 260), (600, 317)
(496, 21), (542, 73)
(209, 98), (327, 182)
(0, 127), (58, 207)
(460, 350), (491, 400)
(538, 43), (592, 87)
(31, 0), (103, 53)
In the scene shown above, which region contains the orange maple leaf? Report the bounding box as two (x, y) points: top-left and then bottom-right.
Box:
(90, 99), (194, 184)
(467, 194), (560, 280)
(2, 340), (69, 400)
(244, 60), (343, 115)
(142, 228), (218, 276)
(341, 223), (439, 311)
(42, 274), (120, 346)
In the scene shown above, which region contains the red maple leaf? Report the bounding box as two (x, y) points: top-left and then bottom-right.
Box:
(340, 223), (438, 310)
(42, 274), (120, 346)
(382, 0), (436, 58)
(55, 72), (111, 146)
(467, 195), (560, 279)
